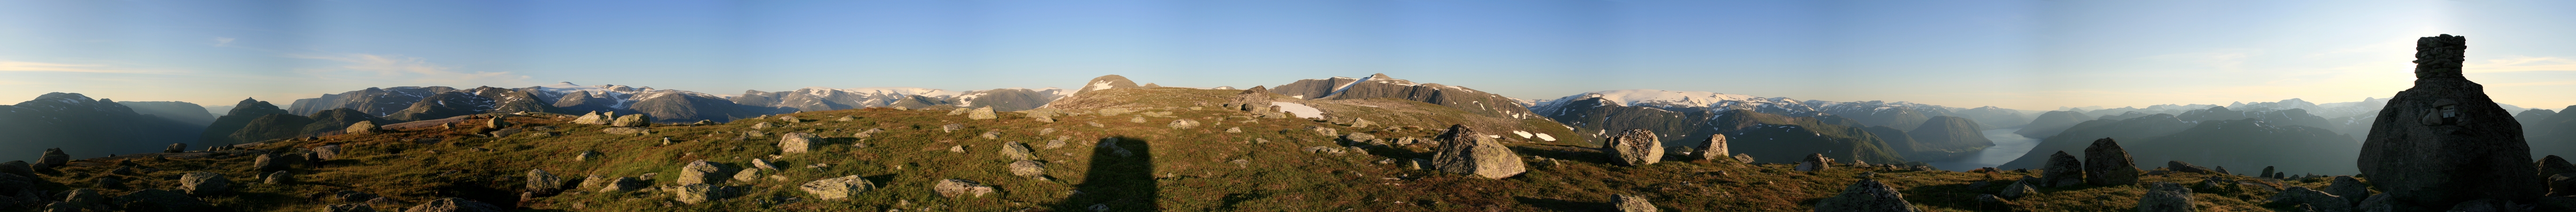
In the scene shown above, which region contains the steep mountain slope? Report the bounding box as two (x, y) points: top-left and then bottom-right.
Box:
(1273, 73), (1542, 120)
(1997, 114), (2195, 169)
(1528, 94), (1910, 164)
(118, 101), (216, 126)
(1899, 116), (1994, 160)
(2014, 110), (2091, 139)
(226, 113), (316, 143)
(300, 108), (391, 136)
(733, 87), (1068, 114)
(1812, 101), (1937, 130)
(1955, 106), (2031, 128)
(200, 98), (293, 145)
(629, 90), (763, 122)
(2124, 119), (2361, 175)
(286, 86), (457, 116)
(0, 93), (203, 160)
(385, 91), (495, 121)
(2532, 106), (2576, 159)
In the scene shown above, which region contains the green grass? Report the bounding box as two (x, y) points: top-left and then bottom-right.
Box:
(18, 88), (2337, 212)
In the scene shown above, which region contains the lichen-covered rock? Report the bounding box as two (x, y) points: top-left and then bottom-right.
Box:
(800, 175), (875, 200)
(2268, 186), (2352, 212)
(1701, 136), (1731, 162)
(179, 171), (230, 195)
(262, 171), (291, 184)
(164, 143), (187, 153)
(2083, 138), (2139, 186)
(1008, 160), (1047, 177)
(1615, 194), (1658, 212)
(344, 121), (382, 135)
(1343, 132), (1376, 145)
(596, 177), (647, 193)
(1430, 125), (1526, 179)
(611, 114), (651, 127)
(942, 123), (964, 132)
(968, 107), (997, 120)
(572, 111), (605, 124)
(932, 179), (996, 198)
(2357, 34), (2544, 211)
(1606, 129), (1664, 166)
(2138, 182), (2194, 212)
(254, 154), (287, 171)
(1734, 154), (1757, 164)
(1798, 154), (1834, 172)
(314, 145), (343, 160)
(779, 132), (816, 154)
(526, 169), (564, 195)
(1000, 141), (1037, 160)
(1814, 179), (1919, 212)
(677, 160), (729, 185)
(405, 197), (503, 212)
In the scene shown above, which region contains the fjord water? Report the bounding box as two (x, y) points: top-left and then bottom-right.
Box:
(1928, 128), (2042, 171)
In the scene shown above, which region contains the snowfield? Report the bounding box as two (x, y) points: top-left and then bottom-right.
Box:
(1270, 102), (1325, 119)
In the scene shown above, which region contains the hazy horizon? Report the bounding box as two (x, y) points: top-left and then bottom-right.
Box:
(6, 0), (2574, 111)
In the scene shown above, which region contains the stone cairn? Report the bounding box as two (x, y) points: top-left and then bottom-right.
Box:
(2355, 34), (2544, 211)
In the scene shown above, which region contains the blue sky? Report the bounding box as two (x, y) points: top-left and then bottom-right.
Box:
(2, 0), (2573, 111)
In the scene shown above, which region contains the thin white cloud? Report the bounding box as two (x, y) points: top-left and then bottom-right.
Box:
(0, 60), (165, 73)
(291, 53), (532, 86)
(213, 37), (236, 47)
(2465, 56), (2576, 73)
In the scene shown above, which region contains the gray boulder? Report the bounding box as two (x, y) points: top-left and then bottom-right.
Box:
(968, 107), (998, 120)
(179, 171), (229, 195)
(2356, 35), (2543, 211)
(2138, 182), (2194, 212)
(1813, 179), (1919, 212)
(314, 145), (343, 160)
(1009, 160), (1048, 177)
(611, 114), (651, 127)
(37, 148), (68, 168)
(2000, 178), (2037, 200)
(779, 132), (817, 154)
(404, 197), (503, 212)
(1430, 124), (1526, 179)
(164, 143), (187, 153)
(800, 175), (875, 200)
(676, 160), (730, 185)
(1734, 154), (1757, 164)
(526, 169), (564, 195)
(2041, 151), (2084, 187)
(1001, 141), (1037, 160)
(2267, 186), (2352, 212)
(2083, 138), (2140, 186)
(1701, 136), (1731, 162)
(254, 154), (287, 171)
(0, 161), (30, 177)
(262, 171), (292, 184)
(1605, 129), (1664, 166)
(572, 111), (605, 124)
(1797, 154), (1833, 172)
(596, 177), (647, 193)
(1615, 194), (1658, 212)
(933, 179), (996, 198)
(345, 121), (382, 135)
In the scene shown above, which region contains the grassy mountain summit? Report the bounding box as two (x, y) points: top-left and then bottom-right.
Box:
(7, 85), (2340, 212)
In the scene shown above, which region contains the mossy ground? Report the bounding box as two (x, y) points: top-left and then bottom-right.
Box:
(17, 88), (2342, 212)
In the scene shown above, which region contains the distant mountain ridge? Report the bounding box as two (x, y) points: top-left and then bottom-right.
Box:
(0, 93), (205, 160)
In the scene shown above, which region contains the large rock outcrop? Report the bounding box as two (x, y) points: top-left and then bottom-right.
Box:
(2040, 151), (2084, 187)
(1605, 129), (1664, 166)
(1431, 125), (1526, 179)
(2082, 138), (2139, 186)
(2356, 34), (2545, 211)
(1700, 136), (1731, 162)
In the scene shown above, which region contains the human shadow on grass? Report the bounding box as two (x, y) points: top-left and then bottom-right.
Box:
(1051, 136), (1157, 211)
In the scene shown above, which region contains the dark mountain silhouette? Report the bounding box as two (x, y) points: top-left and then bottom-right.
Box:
(0, 93), (203, 160)
(200, 98), (292, 145)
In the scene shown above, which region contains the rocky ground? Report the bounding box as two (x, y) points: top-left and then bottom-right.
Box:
(0, 87), (2492, 212)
